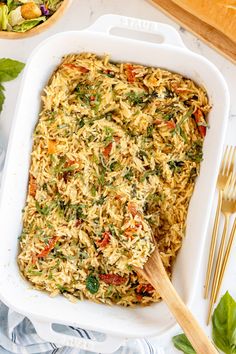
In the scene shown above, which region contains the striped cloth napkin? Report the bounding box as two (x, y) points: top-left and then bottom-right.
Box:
(0, 300), (163, 354)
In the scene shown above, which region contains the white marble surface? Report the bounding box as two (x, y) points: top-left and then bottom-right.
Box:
(0, 0), (236, 353)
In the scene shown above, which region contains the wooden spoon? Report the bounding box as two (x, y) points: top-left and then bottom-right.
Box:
(137, 247), (218, 354)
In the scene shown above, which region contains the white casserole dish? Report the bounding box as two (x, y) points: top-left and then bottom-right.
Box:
(0, 14), (230, 353)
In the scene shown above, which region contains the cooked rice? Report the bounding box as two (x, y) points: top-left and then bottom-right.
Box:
(18, 53), (210, 306)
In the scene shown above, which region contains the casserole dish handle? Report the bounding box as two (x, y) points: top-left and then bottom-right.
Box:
(87, 14), (186, 48)
(32, 320), (125, 352)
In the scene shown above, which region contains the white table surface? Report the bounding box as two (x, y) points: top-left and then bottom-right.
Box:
(0, 0), (235, 353)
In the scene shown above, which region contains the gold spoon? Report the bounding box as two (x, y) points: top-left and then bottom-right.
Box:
(137, 246), (218, 354)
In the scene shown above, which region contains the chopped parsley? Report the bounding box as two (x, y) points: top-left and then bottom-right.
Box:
(186, 141), (203, 162)
(127, 91), (147, 105)
(168, 160), (184, 173)
(35, 201), (51, 216)
(123, 168), (134, 181)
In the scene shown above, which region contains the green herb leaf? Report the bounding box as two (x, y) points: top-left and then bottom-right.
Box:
(189, 167), (197, 182)
(78, 117), (85, 128)
(104, 126), (114, 144)
(91, 185), (96, 197)
(172, 334), (196, 354)
(109, 223), (116, 236)
(86, 274), (100, 294)
(35, 201), (50, 216)
(110, 161), (120, 171)
(168, 160), (184, 173)
(137, 150), (148, 161)
(147, 125), (154, 138)
(0, 58), (25, 82)
(123, 168), (134, 181)
(186, 141), (203, 162)
(163, 113), (173, 121)
(212, 291), (236, 354)
(141, 165), (161, 182)
(172, 108), (193, 141)
(106, 284), (114, 296)
(56, 284), (68, 293)
(97, 165), (106, 185)
(127, 91), (146, 105)
(95, 195), (106, 205)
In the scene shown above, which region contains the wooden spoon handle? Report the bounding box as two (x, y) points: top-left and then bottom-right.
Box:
(138, 249), (218, 354)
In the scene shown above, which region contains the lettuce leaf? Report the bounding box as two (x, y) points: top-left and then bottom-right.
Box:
(0, 4), (8, 30)
(13, 16), (45, 32)
(45, 0), (62, 12)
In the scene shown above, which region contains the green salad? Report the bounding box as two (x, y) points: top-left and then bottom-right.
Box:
(0, 0), (63, 32)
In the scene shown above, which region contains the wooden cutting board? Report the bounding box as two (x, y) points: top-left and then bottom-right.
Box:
(149, 0), (236, 64)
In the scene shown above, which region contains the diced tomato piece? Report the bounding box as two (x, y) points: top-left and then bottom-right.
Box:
(136, 294), (143, 302)
(126, 64), (135, 83)
(134, 221), (143, 229)
(124, 226), (136, 239)
(194, 108), (206, 137)
(29, 174), (37, 197)
(103, 142), (112, 158)
(32, 236), (59, 264)
(31, 253), (37, 265)
(198, 125), (206, 138)
(166, 120), (176, 129)
(153, 119), (162, 125)
(137, 283), (154, 294)
(78, 66), (89, 73)
(63, 64), (89, 73)
(48, 140), (57, 154)
(128, 202), (143, 221)
(171, 83), (189, 94)
(75, 219), (82, 227)
(97, 232), (110, 248)
(115, 194), (122, 200)
(65, 160), (76, 167)
(99, 274), (126, 285)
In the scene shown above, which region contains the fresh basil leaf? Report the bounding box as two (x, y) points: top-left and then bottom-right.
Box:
(13, 16), (46, 33)
(212, 291), (236, 354)
(86, 274), (99, 294)
(0, 83), (5, 112)
(0, 58), (25, 82)
(172, 334), (196, 354)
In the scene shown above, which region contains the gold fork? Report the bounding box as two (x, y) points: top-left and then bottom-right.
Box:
(204, 146), (236, 299)
(215, 178), (236, 300)
(207, 173), (236, 324)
